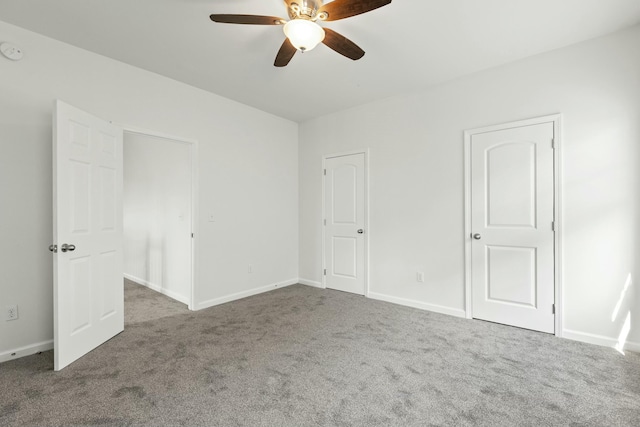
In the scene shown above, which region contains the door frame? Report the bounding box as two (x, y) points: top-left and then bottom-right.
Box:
(122, 125), (198, 311)
(463, 114), (563, 337)
(322, 149), (370, 297)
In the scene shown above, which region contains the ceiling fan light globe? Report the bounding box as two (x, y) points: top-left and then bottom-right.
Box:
(283, 19), (325, 52)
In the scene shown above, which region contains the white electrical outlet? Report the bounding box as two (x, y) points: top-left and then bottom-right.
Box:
(5, 305), (18, 321)
(416, 272), (425, 283)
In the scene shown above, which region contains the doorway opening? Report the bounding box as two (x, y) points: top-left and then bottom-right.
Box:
(123, 130), (197, 324)
(52, 101), (199, 370)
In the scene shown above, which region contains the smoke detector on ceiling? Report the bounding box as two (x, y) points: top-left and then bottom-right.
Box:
(1, 42), (24, 61)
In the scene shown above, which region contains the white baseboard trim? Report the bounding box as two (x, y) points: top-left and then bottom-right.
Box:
(368, 292), (467, 318)
(298, 278), (324, 288)
(563, 328), (640, 353)
(0, 340), (53, 364)
(124, 273), (190, 306)
(195, 278), (298, 311)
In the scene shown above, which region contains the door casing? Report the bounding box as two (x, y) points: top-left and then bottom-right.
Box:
(322, 149), (370, 296)
(464, 114), (563, 337)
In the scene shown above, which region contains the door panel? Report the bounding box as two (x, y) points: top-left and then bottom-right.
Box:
(471, 122), (554, 333)
(332, 165), (357, 223)
(99, 167), (117, 231)
(486, 245), (536, 307)
(54, 100), (124, 370)
(324, 153), (366, 295)
(99, 251), (118, 318)
(69, 257), (91, 334)
(332, 236), (357, 278)
(487, 142), (536, 227)
(69, 161), (90, 232)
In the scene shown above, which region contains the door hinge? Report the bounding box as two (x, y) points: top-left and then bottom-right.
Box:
(323, 219), (326, 226)
(551, 221), (555, 232)
(551, 138), (555, 149)
(191, 233), (194, 238)
(324, 269), (326, 276)
(323, 169), (326, 176)
(552, 304), (555, 314)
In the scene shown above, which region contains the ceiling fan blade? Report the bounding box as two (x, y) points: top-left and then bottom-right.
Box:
(210, 14), (286, 25)
(322, 28), (365, 60)
(274, 38), (297, 67)
(317, 0), (391, 21)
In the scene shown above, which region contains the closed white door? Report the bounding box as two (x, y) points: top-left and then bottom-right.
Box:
(470, 122), (555, 333)
(324, 153), (366, 295)
(53, 100), (124, 370)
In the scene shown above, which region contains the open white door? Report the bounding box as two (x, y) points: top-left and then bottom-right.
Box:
(53, 100), (124, 371)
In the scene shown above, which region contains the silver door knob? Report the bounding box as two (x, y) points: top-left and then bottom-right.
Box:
(472, 234), (481, 240)
(357, 229), (364, 234)
(48, 244), (57, 253)
(60, 243), (76, 252)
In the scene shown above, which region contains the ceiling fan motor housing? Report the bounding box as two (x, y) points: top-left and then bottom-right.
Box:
(288, 0), (324, 20)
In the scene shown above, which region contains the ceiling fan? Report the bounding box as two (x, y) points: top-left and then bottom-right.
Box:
(210, 0), (392, 67)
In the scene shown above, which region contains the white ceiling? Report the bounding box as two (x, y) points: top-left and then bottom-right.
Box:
(1, 0), (639, 122)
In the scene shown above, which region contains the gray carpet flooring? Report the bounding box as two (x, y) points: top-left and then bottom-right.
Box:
(123, 279), (188, 325)
(1, 283), (639, 426)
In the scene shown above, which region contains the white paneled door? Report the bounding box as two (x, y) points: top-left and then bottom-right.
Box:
(324, 153), (366, 295)
(470, 122), (555, 333)
(53, 100), (124, 370)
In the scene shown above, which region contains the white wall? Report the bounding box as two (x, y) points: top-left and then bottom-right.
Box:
(299, 25), (640, 350)
(123, 133), (192, 304)
(0, 20), (298, 360)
